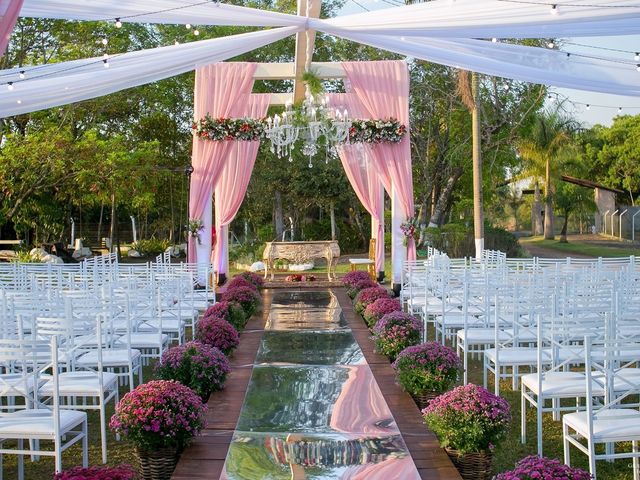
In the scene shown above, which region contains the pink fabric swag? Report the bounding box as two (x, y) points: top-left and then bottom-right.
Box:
(0, 0), (23, 57)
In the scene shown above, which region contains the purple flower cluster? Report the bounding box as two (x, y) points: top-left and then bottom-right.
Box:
(237, 271), (264, 288)
(494, 455), (592, 480)
(221, 285), (261, 318)
(156, 341), (231, 400)
(227, 275), (257, 291)
(109, 380), (207, 451)
(342, 271), (372, 287)
(422, 384), (511, 455)
(391, 342), (460, 395)
(354, 286), (389, 314)
(54, 464), (136, 480)
(372, 311), (423, 359)
(195, 317), (240, 355)
(363, 297), (401, 328)
(203, 301), (247, 331)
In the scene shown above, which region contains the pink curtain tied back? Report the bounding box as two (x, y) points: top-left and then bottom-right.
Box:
(0, 0), (24, 57)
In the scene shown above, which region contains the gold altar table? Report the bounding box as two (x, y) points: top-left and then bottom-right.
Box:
(263, 241), (340, 281)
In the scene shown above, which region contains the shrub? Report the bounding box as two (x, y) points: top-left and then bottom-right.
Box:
(131, 237), (172, 256)
(221, 286), (261, 318)
(342, 271), (371, 288)
(494, 455), (591, 480)
(423, 384), (511, 455)
(346, 278), (377, 299)
(109, 380), (207, 451)
(363, 297), (402, 328)
(227, 275), (258, 292)
(54, 465), (136, 480)
(195, 317), (240, 355)
(237, 271), (264, 289)
(203, 301), (247, 331)
(372, 311), (422, 360)
(155, 341), (231, 400)
(391, 342), (460, 396)
(354, 286), (389, 315)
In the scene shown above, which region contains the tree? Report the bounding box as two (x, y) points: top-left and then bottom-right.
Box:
(516, 111), (579, 239)
(554, 182), (596, 243)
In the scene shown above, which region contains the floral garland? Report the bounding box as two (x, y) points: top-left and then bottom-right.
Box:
(400, 218), (420, 246)
(192, 115), (406, 144)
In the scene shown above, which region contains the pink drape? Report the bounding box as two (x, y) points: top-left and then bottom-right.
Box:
(342, 60), (416, 261)
(188, 62), (257, 263)
(213, 94), (270, 274)
(0, 0), (23, 57)
(329, 92), (385, 273)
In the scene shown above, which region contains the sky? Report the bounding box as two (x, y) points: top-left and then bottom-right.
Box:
(338, 0), (640, 127)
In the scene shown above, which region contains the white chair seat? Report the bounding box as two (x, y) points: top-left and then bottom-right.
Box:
(0, 374), (40, 397)
(118, 333), (168, 349)
(76, 348), (141, 367)
(564, 409), (640, 442)
(348, 259), (374, 265)
(40, 372), (118, 396)
(139, 319), (184, 332)
(485, 347), (551, 365)
(0, 408), (86, 437)
(457, 328), (510, 343)
(522, 372), (603, 397)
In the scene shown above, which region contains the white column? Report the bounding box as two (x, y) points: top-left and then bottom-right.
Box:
(391, 183), (405, 289)
(196, 194), (213, 286)
(371, 184), (385, 279)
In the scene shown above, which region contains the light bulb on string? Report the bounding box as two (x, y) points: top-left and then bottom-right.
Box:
(550, 4), (558, 15)
(636, 64), (640, 72)
(115, 18), (122, 28)
(491, 38), (497, 43)
(174, 40), (180, 46)
(18, 71), (25, 79)
(308, 162), (313, 169)
(103, 59), (109, 68)
(193, 29), (200, 36)
(635, 52), (640, 62)
(547, 41), (555, 49)
(586, 104), (590, 111)
(16, 100), (21, 104)
(185, 23), (191, 29)
(618, 107), (623, 113)
(7, 82), (14, 91)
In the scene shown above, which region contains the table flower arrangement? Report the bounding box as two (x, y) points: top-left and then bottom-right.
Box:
(391, 342), (460, 409)
(494, 455), (591, 480)
(346, 278), (377, 299)
(237, 271), (265, 289)
(372, 311), (422, 360)
(354, 286), (389, 315)
(362, 297), (401, 328)
(110, 380), (207, 480)
(203, 301), (247, 331)
(422, 384), (511, 480)
(155, 341), (231, 402)
(221, 285), (261, 319)
(195, 317), (240, 355)
(54, 464), (136, 480)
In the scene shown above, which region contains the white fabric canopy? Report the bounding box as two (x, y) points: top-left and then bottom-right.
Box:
(313, 0), (640, 38)
(0, 26), (300, 118)
(20, 0), (304, 28)
(331, 35), (640, 97)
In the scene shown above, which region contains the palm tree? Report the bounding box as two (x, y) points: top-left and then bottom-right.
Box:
(517, 111), (578, 240)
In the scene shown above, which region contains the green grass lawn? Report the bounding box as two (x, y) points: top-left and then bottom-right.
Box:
(520, 236), (640, 258)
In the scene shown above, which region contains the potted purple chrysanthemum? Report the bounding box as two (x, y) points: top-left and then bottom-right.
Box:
(363, 297), (402, 328)
(227, 275), (258, 292)
(423, 384), (511, 480)
(109, 380), (207, 480)
(195, 317), (240, 355)
(54, 464), (136, 480)
(221, 285), (261, 318)
(203, 301), (247, 331)
(392, 342), (460, 409)
(237, 271), (264, 289)
(155, 341), (231, 402)
(493, 455), (591, 480)
(372, 311), (422, 360)
(354, 286), (389, 315)
(345, 278), (377, 299)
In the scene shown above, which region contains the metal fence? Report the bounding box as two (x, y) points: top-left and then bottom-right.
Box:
(601, 206), (640, 242)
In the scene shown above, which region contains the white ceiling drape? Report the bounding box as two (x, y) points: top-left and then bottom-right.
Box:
(0, 26), (301, 117)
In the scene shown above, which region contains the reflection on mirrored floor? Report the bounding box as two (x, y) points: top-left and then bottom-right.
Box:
(256, 331), (365, 365)
(221, 290), (420, 479)
(267, 307), (347, 331)
(223, 432), (420, 480)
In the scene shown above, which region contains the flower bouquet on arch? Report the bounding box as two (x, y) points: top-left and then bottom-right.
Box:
(187, 218), (204, 244)
(400, 218), (420, 246)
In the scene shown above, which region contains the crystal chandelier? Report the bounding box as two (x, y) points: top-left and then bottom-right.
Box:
(265, 87), (351, 167)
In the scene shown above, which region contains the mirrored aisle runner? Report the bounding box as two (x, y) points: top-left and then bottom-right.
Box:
(221, 290), (421, 479)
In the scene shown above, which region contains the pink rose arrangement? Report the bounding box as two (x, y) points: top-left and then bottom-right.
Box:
(354, 286), (389, 315)
(221, 285), (261, 318)
(155, 341), (231, 401)
(362, 297), (401, 328)
(422, 384), (511, 455)
(494, 455), (591, 480)
(109, 380), (207, 451)
(391, 342), (460, 396)
(195, 317), (240, 355)
(372, 311), (422, 359)
(203, 301), (247, 330)
(54, 465), (136, 480)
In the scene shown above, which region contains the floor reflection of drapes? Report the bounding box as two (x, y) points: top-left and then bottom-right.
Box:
(342, 456), (418, 479)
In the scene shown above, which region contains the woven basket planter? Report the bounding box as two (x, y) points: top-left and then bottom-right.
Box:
(410, 391), (442, 411)
(137, 447), (182, 480)
(444, 448), (493, 480)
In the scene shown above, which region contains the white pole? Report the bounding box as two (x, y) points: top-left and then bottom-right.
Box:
(611, 209), (619, 237)
(391, 183), (405, 293)
(196, 195), (213, 286)
(632, 211), (640, 242)
(619, 209), (628, 240)
(603, 210), (610, 235)
(130, 216), (137, 243)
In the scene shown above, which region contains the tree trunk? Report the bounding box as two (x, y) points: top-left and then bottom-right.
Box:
(109, 191), (116, 252)
(544, 158), (555, 240)
(97, 203), (104, 244)
(559, 209), (569, 243)
(532, 181), (543, 236)
(330, 202), (336, 240)
(274, 191), (284, 240)
(428, 168), (463, 227)
(471, 72), (484, 259)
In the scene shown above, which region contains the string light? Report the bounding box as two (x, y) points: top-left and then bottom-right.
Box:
(636, 52), (640, 61)
(16, 100), (21, 104)
(193, 29), (200, 36)
(618, 107), (623, 113)
(492, 38), (498, 43)
(7, 82), (13, 91)
(586, 104), (590, 110)
(18, 71), (25, 79)
(115, 18), (122, 28)
(174, 40), (180, 45)
(550, 4), (558, 14)
(637, 64), (640, 72)
(103, 59), (109, 68)
(185, 23), (191, 29)
(547, 41), (555, 49)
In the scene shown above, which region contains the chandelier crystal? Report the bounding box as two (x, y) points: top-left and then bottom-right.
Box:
(265, 86), (351, 167)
